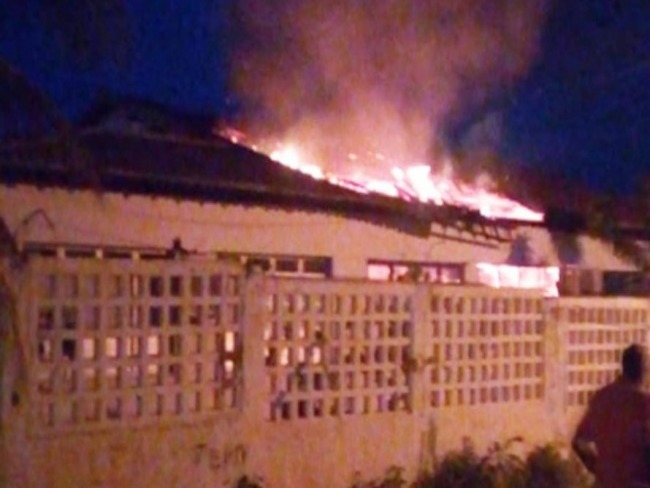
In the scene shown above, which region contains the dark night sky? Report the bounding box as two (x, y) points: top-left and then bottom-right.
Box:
(0, 1), (230, 114)
(1, 1), (649, 195)
(504, 1), (650, 194)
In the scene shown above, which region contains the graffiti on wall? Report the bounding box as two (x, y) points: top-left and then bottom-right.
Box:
(192, 442), (247, 473)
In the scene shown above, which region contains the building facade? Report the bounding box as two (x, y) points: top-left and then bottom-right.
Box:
(1, 126), (649, 487)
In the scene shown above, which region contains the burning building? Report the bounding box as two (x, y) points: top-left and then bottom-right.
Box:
(0, 101), (649, 488)
(0, 100), (643, 296)
(2, 2), (649, 486)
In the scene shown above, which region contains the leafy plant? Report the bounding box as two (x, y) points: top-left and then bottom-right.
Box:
(234, 475), (266, 488)
(237, 441), (592, 488)
(352, 466), (408, 488)
(481, 438), (527, 488)
(415, 439), (590, 488)
(417, 441), (491, 488)
(524, 445), (592, 488)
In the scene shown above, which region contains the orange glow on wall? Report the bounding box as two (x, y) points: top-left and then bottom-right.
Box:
(476, 263), (559, 297)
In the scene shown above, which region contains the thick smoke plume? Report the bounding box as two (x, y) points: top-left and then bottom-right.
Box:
(227, 1), (550, 174)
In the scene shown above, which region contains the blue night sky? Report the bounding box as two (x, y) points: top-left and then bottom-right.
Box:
(505, 1), (650, 195)
(1, 1), (649, 195)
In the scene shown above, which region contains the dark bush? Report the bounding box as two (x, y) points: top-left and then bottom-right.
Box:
(237, 440), (592, 488)
(234, 475), (266, 488)
(524, 445), (591, 488)
(419, 442), (490, 488)
(352, 466), (408, 488)
(415, 439), (590, 488)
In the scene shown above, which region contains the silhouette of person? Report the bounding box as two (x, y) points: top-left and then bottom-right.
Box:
(572, 343), (650, 488)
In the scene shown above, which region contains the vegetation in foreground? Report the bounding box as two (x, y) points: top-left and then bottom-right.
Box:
(420, 441), (590, 488)
(234, 439), (593, 488)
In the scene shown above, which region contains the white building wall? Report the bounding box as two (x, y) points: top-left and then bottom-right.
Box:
(2, 256), (650, 488)
(0, 185), (636, 280)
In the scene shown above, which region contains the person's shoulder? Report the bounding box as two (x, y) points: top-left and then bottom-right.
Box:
(583, 383), (611, 409)
(589, 380), (626, 404)
(593, 381), (617, 397)
(637, 385), (650, 396)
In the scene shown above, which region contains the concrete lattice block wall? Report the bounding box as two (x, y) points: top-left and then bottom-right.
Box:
(1, 257), (648, 488)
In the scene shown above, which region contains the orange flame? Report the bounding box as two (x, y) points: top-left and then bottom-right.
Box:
(266, 142), (543, 222)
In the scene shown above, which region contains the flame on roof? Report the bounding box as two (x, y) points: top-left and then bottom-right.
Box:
(264, 142), (543, 223)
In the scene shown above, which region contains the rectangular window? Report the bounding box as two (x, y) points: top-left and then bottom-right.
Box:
(62, 306), (79, 329)
(367, 260), (464, 284)
(170, 276), (183, 297)
(303, 258), (332, 277)
(38, 340), (53, 362)
(40, 274), (57, 299)
(83, 275), (101, 298)
(62, 339), (77, 361)
(38, 307), (55, 330)
(209, 275), (222, 296)
(190, 276), (203, 297)
(276, 258), (299, 273)
(246, 257), (271, 273)
(169, 335), (183, 356)
(149, 276), (164, 297)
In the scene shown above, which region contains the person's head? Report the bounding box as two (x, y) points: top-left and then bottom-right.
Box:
(622, 343), (647, 384)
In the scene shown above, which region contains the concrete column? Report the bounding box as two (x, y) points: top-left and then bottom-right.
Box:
(544, 298), (568, 439)
(409, 283), (429, 414)
(410, 283), (437, 475)
(241, 273), (271, 476)
(0, 258), (32, 488)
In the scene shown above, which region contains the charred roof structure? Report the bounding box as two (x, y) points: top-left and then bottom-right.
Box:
(1, 97), (648, 298)
(0, 127), (518, 242)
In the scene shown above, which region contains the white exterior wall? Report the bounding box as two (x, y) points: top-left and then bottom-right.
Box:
(551, 297), (650, 434)
(2, 256), (650, 488)
(0, 184), (636, 280)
